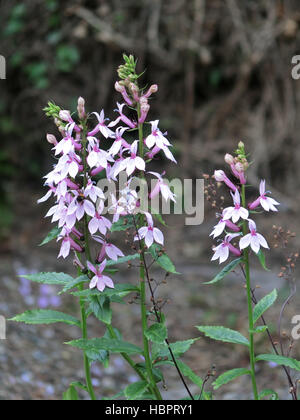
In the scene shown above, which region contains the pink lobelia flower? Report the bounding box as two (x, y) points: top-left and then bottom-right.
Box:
(57, 234), (83, 259)
(87, 144), (114, 169)
(214, 170), (237, 192)
(94, 237), (125, 262)
(134, 212), (164, 248)
(210, 210), (241, 239)
(108, 103), (137, 129)
(145, 121), (171, 149)
(223, 190), (249, 223)
(146, 144), (177, 164)
(239, 219), (269, 254)
(87, 260), (114, 292)
(109, 127), (131, 156)
(211, 233), (242, 264)
(248, 180), (280, 212)
(54, 123), (77, 156)
(148, 171), (176, 202)
(84, 179), (105, 203)
(67, 194), (96, 222)
(88, 201), (112, 235)
(88, 110), (115, 138)
(114, 141), (146, 176)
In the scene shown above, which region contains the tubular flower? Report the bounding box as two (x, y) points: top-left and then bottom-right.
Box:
(211, 233), (242, 264)
(87, 260), (114, 292)
(239, 219), (269, 254)
(88, 110), (115, 138)
(210, 211), (241, 239)
(145, 120), (171, 149)
(148, 171), (176, 202)
(134, 212), (164, 248)
(223, 190), (249, 223)
(214, 170), (237, 192)
(248, 180), (280, 212)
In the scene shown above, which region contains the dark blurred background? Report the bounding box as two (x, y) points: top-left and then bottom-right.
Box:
(0, 0), (300, 400)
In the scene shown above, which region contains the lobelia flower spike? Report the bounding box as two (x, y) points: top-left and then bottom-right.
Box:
(249, 180), (280, 212)
(239, 219), (269, 254)
(211, 233), (242, 264)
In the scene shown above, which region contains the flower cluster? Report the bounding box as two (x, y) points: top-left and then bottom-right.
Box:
(211, 142), (280, 264)
(39, 77), (176, 292)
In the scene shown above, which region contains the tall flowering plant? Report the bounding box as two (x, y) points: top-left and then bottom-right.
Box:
(11, 56), (206, 401)
(197, 143), (299, 400)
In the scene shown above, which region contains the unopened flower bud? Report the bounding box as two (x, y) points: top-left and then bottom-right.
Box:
(235, 162), (244, 173)
(59, 110), (71, 122)
(214, 170), (225, 182)
(77, 97), (86, 119)
(238, 141), (244, 149)
(225, 154), (235, 165)
(46, 134), (58, 146)
(144, 84), (158, 98)
(129, 83), (140, 102)
(115, 81), (125, 93)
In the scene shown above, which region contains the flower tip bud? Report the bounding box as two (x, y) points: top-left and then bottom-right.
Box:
(150, 84), (158, 93)
(224, 154), (234, 165)
(214, 170), (225, 182)
(46, 133), (58, 146)
(238, 141), (245, 149)
(115, 81), (124, 93)
(77, 97), (86, 119)
(235, 162), (244, 173)
(59, 110), (71, 122)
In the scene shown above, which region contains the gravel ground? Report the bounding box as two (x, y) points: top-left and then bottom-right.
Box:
(0, 188), (299, 400)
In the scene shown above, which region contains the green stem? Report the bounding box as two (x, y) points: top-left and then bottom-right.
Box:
(78, 124), (96, 400)
(241, 184), (259, 401)
(137, 104), (163, 400)
(79, 285), (96, 400)
(106, 324), (149, 383)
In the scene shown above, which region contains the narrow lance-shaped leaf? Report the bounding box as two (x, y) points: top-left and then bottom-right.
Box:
(66, 337), (144, 355)
(253, 289), (277, 324)
(256, 354), (300, 372)
(39, 226), (61, 247)
(204, 257), (243, 285)
(196, 326), (249, 347)
(124, 381), (149, 400)
(149, 244), (180, 274)
(256, 250), (270, 271)
(10, 309), (81, 327)
(212, 368), (251, 390)
(20, 272), (73, 286)
(145, 323), (167, 344)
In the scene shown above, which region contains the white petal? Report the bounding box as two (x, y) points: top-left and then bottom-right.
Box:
(250, 235), (261, 254)
(239, 234), (252, 250)
(153, 228), (164, 245)
(256, 233), (269, 249)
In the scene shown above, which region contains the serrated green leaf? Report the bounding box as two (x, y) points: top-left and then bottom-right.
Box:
(212, 368), (251, 390)
(10, 309), (80, 327)
(257, 250), (270, 271)
(253, 289), (277, 324)
(145, 323), (167, 344)
(20, 272), (73, 286)
(204, 258), (243, 285)
(152, 339), (198, 361)
(39, 226), (61, 246)
(124, 381), (149, 400)
(66, 338), (143, 355)
(258, 389), (279, 400)
(256, 354), (300, 371)
(63, 385), (79, 400)
(148, 244), (179, 274)
(196, 326), (249, 347)
(88, 296), (112, 325)
(106, 254), (140, 267)
(59, 275), (89, 294)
